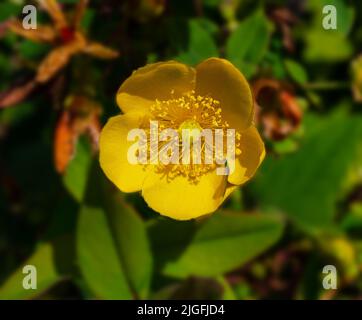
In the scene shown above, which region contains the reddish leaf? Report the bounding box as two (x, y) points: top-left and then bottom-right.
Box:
(253, 78), (302, 140)
(54, 110), (78, 173)
(38, 0), (68, 31)
(54, 95), (102, 173)
(36, 37), (85, 83)
(83, 42), (119, 59)
(7, 19), (56, 43)
(0, 81), (37, 109)
(73, 0), (89, 29)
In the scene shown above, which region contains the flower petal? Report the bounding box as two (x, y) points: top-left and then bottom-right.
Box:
(223, 184), (238, 201)
(228, 125), (265, 185)
(142, 169), (228, 220)
(116, 61), (196, 113)
(195, 58), (253, 131)
(99, 113), (149, 193)
(116, 93), (153, 115)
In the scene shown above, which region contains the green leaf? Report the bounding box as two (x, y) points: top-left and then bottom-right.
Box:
(18, 40), (49, 60)
(77, 165), (152, 299)
(216, 276), (237, 300)
(0, 102), (35, 125)
(304, 30), (352, 62)
(175, 19), (218, 65)
(251, 111), (362, 233)
(341, 203), (362, 236)
(77, 205), (133, 299)
(148, 212), (284, 278)
(0, 237), (74, 300)
(0, 2), (21, 21)
(104, 191), (153, 299)
(226, 10), (270, 78)
(63, 137), (93, 202)
(285, 59), (308, 85)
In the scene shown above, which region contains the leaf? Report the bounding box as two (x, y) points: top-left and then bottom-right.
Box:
(251, 111), (362, 233)
(226, 10), (270, 78)
(341, 203), (362, 236)
(285, 59), (308, 85)
(38, 0), (68, 31)
(216, 276), (237, 300)
(0, 81), (36, 109)
(77, 165), (152, 299)
(0, 3), (21, 21)
(8, 20), (56, 44)
(36, 43), (78, 83)
(83, 42), (119, 59)
(77, 205), (133, 299)
(148, 212), (284, 278)
(304, 30), (352, 62)
(54, 111), (76, 174)
(62, 137), (92, 202)
(18, 39), (50, 60)
(175, 19), (218, 65)
(105, 197), (153, 298)
(0, 237), (74, 300)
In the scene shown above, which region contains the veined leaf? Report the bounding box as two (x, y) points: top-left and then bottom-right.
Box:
(251, 111), (362, 233)
(77, 165), (152, 299)
(62, 137), (92, 202)
(226, 10), (270, 78)
(148, 212), (284, 278)
(175, 19), (218, 65)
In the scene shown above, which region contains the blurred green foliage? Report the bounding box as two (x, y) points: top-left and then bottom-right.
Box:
(1, 0), (362, 300)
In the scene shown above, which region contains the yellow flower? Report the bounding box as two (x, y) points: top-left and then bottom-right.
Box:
(99, 58), (265, 220)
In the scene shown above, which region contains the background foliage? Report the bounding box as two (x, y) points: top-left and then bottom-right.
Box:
(1, 0), (362, 300)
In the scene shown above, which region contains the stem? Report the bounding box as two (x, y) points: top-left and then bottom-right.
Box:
(303, 81), (350, 91)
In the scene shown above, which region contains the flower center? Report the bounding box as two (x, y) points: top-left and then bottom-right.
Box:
(144, 90), (241, 182)
(178, 119), (202, 143)
(179, 119), (202, 131)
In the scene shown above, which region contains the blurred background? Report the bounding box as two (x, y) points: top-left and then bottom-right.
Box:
(0, 0), (362, 300)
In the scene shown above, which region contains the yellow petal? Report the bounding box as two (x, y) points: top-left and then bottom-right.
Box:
(223, 184), (238, 202)
(195, 58), (253, 131)
(142, 169), (228, 220)
(228, 125), (265, 185)
(116, 61), (196, 113)
(116, 93), (153, 115)
(99, 113), (149, 193)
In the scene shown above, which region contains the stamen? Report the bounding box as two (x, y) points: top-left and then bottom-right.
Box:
(144, 90), (241, 182)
